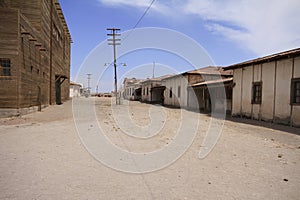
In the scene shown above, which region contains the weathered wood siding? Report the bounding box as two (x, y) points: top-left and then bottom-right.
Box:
(0, 8), (19, 108)
(0, 0), (71, 111)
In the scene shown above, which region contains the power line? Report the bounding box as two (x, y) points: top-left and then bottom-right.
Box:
(123, 0), (156, 41)
(132, 0), (156, 30)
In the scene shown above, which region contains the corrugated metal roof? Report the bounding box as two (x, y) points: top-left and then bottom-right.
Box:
(225, 48), (300, 70)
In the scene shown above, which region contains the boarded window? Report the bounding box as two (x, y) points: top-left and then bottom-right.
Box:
(177, 86), (181, 98)
(252, 82), (262, 104)
(0, 58), (11, 76)
(291, 78), (300, 104)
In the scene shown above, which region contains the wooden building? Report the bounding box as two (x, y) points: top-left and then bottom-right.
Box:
(0, 0), (71, 116)
(70, 82), (82, 98)
(123, 78), (143, 101)
(188, 77), (233, 113)
(225, 48), (300, 127)
(163, 66), (232, 109)
(141, 75), (171, 103)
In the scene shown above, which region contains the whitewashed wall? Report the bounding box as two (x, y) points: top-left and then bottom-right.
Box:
(231, 55), (300, 126)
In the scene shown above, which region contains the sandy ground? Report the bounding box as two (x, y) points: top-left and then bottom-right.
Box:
(0, 97), (300, 200)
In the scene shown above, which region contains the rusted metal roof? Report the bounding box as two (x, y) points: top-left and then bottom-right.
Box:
(185, 66), (233, 76)
(190, 77), (233, 87)
(225, 48), (300, 70)
(70, 81), (82, 87)
(123, 77), (144, 84)
(141, 74), (174, 83)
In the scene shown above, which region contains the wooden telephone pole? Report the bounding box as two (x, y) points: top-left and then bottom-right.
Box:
(107, 28), (121, 105)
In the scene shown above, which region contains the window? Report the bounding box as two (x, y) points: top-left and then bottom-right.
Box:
(291, 78), (300, 104)
(252, 82), (262, 104)
(169, 87), (173, 98)
(146, 87), (149, 96)
(0, 58), (11, 76)
(177, 86), (181, 98)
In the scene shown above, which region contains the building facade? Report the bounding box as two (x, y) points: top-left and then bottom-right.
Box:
(225, 48), (300, 127)
(163, 66), (232, 109)
(188, 78), (233, 113)
(0, 0), (71, 116)
(141, 75), (171, 103)
(123, 78), (143, 101)
(70, 82), (82, 98)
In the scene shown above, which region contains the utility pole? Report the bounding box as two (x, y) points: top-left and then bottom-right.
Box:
(87, 73), (92, 96)
(153, 61), (155, 78)
(107, 28), (121, 105)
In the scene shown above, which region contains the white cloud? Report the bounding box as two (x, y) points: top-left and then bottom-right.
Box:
(98, 0), (300, 56)
(98, 0), (171, 14)
(99, 0), (150, 8)
(183, 0), (300, 55)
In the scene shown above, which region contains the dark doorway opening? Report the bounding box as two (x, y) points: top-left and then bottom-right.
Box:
(55, 75), (67, 105)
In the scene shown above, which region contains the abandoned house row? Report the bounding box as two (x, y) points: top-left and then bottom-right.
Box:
(0, 0), (71, 116)
(123, 48), (300, 127)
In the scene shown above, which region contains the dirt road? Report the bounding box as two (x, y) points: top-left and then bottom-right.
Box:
(0, 97), (299, 199)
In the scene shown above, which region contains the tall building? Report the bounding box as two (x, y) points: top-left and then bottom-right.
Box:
(0, 0), (71, 116)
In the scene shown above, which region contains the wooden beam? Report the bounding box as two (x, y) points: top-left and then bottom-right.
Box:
(21, 31), (30, 35)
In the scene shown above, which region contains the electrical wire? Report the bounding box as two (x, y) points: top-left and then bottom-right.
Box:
(132, 0), (156, 30)
(122, 0), (156, 41)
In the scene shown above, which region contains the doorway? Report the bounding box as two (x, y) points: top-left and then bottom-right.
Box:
(55, 75), (62, 105)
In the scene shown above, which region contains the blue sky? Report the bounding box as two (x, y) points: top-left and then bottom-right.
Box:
(60, 0), (300, 92)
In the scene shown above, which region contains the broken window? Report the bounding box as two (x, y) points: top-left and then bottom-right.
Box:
(169, 87), (172, 98)
(291, 78), (300, 104)
(252, 82), (262, 104)
(0, 58), (11, 76)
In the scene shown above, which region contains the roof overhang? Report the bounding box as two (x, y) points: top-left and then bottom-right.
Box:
(224, 48), (300, 70)
(189, 78), (233, 88)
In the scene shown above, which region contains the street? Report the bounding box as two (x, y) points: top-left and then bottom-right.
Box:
(0, 97), (300, 199)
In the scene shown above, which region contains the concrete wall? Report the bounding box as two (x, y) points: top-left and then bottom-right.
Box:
(163, 75), (188, 107)
(274, 59), (293, 124)
(260, 62), (275, 121)
(232, 68), (242, 116)
(231, 55), (300, 127)
(141, 80), (162, 102)
(124, 85), (135, 100)
(70, 85), (81, 98)
(141, 82), (151, 102)
(292, 56), (300, 126)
